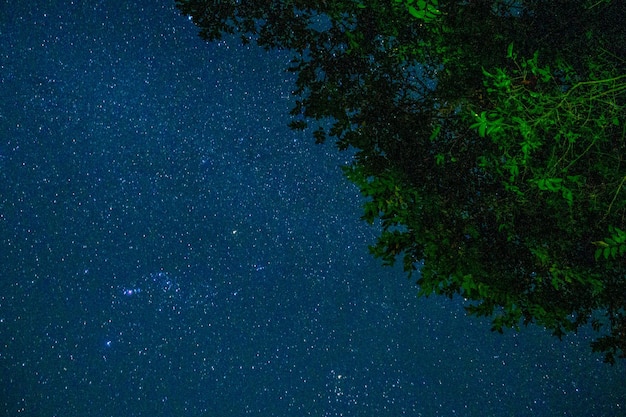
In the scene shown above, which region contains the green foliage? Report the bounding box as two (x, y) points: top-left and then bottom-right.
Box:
(343, 164), (420, 272)
(178, 0), (626, 363)
(470, 43), (626, 216)
(594, 225), (626, 260)
(392, 0), (441, 23)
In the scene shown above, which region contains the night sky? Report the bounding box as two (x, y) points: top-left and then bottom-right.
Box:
(0, 1), (624, 416)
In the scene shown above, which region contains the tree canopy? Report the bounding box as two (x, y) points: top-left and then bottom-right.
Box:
(176, 0), (626, 363)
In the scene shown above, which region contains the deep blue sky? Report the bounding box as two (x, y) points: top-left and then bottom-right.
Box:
(0, 1), (624, 416)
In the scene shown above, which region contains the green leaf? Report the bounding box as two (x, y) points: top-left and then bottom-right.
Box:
(561, 187), (573, 207)
(551, 276), (560, 290)
(426, 3), (441, 14)
(470, 111), (488, 138)
(478, 123), (486, 137)
(482, 67), (494, 78)
(408, 5), (426, 19)
(486, 118), (504, 135)
(429, 125), (441, 141)
(595, 248), (603, 261)
(537, 179), (546, 190)
(506, 42), (514, 59)
(537, 178), (563, 192)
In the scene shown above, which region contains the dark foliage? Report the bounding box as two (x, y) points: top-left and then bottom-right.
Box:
(177, 0), (626, 363)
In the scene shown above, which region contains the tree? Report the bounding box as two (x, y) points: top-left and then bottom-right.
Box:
(176, 0), (626, 363)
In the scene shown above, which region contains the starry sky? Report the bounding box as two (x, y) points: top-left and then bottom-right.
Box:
(0, 1), (625, 416)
